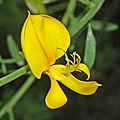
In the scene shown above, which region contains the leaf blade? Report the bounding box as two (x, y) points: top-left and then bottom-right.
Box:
(84, 23), (96, 69)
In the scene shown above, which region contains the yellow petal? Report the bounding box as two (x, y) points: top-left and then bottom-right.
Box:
(45, 75), (67, 109)
(78, 63), (90, 80)
(21, 13), (70, 78)
(29, 14), (70, 59)
(21, 14), (50, 78)
(50, 65), (101, 95)
(62, 74), (101, 95)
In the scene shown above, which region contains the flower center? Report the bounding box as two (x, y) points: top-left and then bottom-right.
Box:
(45, 48), (82, 76)
(61, 51), (81, 73)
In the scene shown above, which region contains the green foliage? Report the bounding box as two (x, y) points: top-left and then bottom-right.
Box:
(69, 0), (105, 36)
(0, 56), (7, 74)
(0, 0), (119, 120)
(8, 109), (15, 120)
(25, 0), (46, 14)
(0, 0), (105, 118)
(0, 75), (35, 119)
(78, 0), (94, 7)
(84, 23), (96, 69)
(91, 20), (119, 32)
(7, 35), (19, 60)
(0, 65), (29, 87)
(7, 34), (25, 66)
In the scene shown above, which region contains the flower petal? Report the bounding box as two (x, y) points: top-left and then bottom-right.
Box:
(78, 63), (90, 80)
(45, 75), (67, 109)
(29, 14), (70, 59)
(21, 13), (70, 78)
(50, 65), (101, 95)
(62, 73), (101, 95)
(21, 13), (50, 78)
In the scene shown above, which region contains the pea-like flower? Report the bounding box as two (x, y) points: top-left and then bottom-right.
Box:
(21, 12), (101, 109)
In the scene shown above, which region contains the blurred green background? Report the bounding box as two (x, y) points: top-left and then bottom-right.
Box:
(0, 0), (120, 120)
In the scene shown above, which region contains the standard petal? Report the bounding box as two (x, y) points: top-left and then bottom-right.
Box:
(45, 75), (67, 109)
(29, 14), (70, 60)
(78, 63), (90, 80)
(21, 13), (70, 78)
(50, 65), (101, 95)
(21, 13), (50, 79)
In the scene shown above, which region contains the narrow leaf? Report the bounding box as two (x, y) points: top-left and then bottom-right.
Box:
(7, 34), (25, 66)
(69, 0), (105, 37)
(0, 55), (7, 74)
(7, 34), (19, 59)
(84, 23), (96, 69)
(78, 0), (94, 7)
(91, 20), (119, 32)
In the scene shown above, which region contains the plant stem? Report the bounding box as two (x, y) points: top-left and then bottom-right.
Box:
(0, 75), (35, 118)
(78, 0), (94, 7)
(8, 109), (15, 120)
(48, 2), (67, 14)
(0, 58), (17, 64)
(70, 0), (105, 37)
(0, 65), (29, 87)
(62, 0), (77, 25)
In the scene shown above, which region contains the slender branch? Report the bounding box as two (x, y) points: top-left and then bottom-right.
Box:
(0, 65), (29, 87)
(0, 58), (17, 64)
(70, 0), (105, 37)
(78, 0), (94, 7)
(8, 109), (15, 120)
(0, 75), (35, 118)
(61, 0), (77, 25)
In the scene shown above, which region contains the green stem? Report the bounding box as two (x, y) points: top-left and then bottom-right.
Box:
(0, 75), (35, 119)
(62, 0), (77, 25)
(0, 65), (29, 87)
(78, 0), (94, 7)
(1, 63), (7, 74)
(8, 109), (15, 120)
(48, 2), (67, 14)
(70, 0), (105, 37)
(0, 58), (17, 64)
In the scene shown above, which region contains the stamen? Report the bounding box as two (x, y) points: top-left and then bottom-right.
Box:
(70, 52), (81, 64)
(70, 53), (75, 64)
(56, 48), (74, 66)
(75, 52), (81, 62)
(56, 48), (81, 72)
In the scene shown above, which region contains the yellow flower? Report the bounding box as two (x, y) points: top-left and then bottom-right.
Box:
(21, 12), (101, 109)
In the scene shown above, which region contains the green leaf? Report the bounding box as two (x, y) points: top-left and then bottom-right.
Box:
(91, 20), (119, 32)
(25, 0), (46, 14)
(78, 0), (94, 7)
(0, 55), (7, 74)
(7, 34), (25, 66)
(7, 35), (19, 59)
(84, 23), (96, 69)
(0, 74), (35, 119)
(62, 0), (77, 25)
(48, 2), (67, 14)
(69, 0), (105, 37)
(43, 0), (60, 4)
